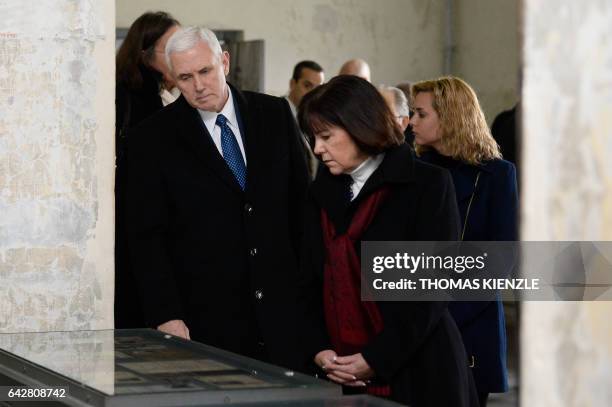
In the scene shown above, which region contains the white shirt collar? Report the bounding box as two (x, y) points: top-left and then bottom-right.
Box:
(160, 86), (181, 106)
(196, 87), (247, 164)
(198, 87), (237, 136)
(349, 153), (385, 200)
(284, 95), (298, 118)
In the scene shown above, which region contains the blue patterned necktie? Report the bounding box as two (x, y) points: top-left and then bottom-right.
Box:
(216, 114), (247, 190)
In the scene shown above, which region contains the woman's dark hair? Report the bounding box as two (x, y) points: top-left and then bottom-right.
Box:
(116, 11), (179, 89)
(298, 75), (404, 155)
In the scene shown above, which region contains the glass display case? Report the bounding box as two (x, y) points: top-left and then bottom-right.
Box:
(0, 329), (343, 406)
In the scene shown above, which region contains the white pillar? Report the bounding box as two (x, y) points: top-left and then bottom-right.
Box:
(521, 0), (612, 405)
(0, 0), (115, 332)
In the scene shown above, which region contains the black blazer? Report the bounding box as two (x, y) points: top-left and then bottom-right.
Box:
(304, 144), (478, 407)
(125, 85), (310, 370)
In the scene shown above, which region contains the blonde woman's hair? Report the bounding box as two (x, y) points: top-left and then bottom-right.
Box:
(412, 76), (501, 165)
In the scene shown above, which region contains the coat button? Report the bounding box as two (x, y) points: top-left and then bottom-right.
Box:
(244, 203), (254, 215)
(250, 248), (258, 256)
(255, 290), (263, 300)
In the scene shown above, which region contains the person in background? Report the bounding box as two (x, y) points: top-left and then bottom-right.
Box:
(491, 103), (520, 190)
(395, 82), (413, 107)
(490, 104), (518, 166)
(396, 81), (416, 146)
(285, 60), (325, 178)
(114, 11), (180, 329)
(412, 76), (518, 407)
(298, 75), (477, 407)
(338, 58), (371, 82)
(378, 85), (413, 146)
(116, 11), (181, 135)
(126, 26), (309, 371)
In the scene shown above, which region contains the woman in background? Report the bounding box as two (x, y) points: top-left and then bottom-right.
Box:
(116, 11), (180, 135)
(115, 11), (180, 329)
(299, 75), (478, 407)
(412, 76), (518, 407)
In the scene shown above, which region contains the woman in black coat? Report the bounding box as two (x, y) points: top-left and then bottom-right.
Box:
(298, 75), (478, 407)
(412, 76), (518, 407)
(115, 12), (179, 329)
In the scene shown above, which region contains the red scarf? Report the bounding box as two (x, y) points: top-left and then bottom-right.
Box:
(321, 187), (391, 396)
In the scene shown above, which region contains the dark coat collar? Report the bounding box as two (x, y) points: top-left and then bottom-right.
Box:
(419, 150), (496, 174)
(418, 150), (493, 201)
(311, 143), (415, 216)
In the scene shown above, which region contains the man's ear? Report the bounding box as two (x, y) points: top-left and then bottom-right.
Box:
(289, 78), (296, 92)
(400, 116), (410, 132)
(222, 51), (230, 76)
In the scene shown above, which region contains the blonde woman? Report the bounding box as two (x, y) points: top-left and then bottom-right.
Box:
(412, 76), (518, 407)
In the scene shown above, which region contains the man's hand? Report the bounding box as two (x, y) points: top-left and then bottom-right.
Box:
(157, 319), (190, 340)
(323, 352), (374, 387)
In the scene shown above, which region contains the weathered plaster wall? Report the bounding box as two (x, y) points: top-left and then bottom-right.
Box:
(116, 0), (446, 95)
(117, 1), (519, 127)
(454, 0), (519, 124)
(522, 0), (612, 242)
(521, 0), (612, 405)
(0, 0), (115, 332)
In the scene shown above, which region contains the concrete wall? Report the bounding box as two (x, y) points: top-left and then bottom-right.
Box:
(116, 1), (519, 124)
(453, 0), (520, 124)
(0, 0), (115, 332)
(115, 0), (447, 96)
(521, 0), (612, 405)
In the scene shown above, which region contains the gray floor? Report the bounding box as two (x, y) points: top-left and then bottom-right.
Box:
(487, 370), (519, 407)
(489, 386), (518, 407)
(488, 302), (520, 407)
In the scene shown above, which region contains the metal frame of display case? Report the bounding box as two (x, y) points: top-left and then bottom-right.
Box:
(0, 329), (341, 407)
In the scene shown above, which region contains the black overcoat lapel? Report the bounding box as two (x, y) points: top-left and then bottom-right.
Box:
(229, 84), (260, 196)
(174, 94), (244, 195)
(310, 144), (417, 234)
(310, 172), (352, 234)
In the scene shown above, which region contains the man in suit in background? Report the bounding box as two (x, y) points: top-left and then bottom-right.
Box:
(126, 26), (309, 370)
(285, 60), (325, 179)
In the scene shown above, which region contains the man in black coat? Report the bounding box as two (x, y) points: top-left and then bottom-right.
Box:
(125, 26), (309, 371)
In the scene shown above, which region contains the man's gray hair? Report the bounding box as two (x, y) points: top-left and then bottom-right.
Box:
(165, 26), (223, 72)
(379, 85), (410, 117)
